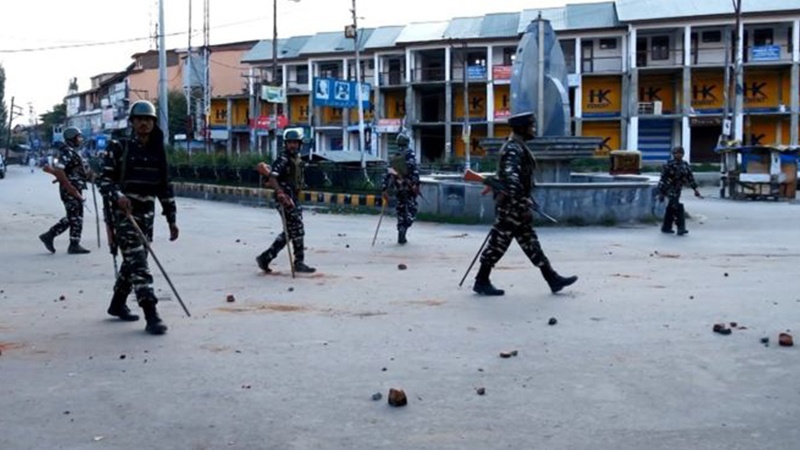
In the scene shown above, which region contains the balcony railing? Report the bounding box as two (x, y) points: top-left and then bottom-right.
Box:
(636, 49), (684, 68)
(379, 71), (406, 87)
(582, 56), (624, 74)
(411, 67), (446, 83)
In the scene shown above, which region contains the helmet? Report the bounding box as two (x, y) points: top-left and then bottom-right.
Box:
(129, 100), (157, 119)
(396, 133), (410, 147)
(283, 128), (304, 142)
(63, 127), (82, 143)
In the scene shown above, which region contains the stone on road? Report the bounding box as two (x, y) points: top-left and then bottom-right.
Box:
(1, 164), (799, 449)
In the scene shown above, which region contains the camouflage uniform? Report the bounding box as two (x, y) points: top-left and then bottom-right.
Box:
(98, 126), (176, 312)
(473, 119), (577, 296)
(44, 142), (88, 245)
(257, 151), (312, 270)
(657, 157), (698, 234)
(479, 135), (548, 268)
(382, 146), (420, 241)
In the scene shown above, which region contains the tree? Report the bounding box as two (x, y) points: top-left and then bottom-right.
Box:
(0, 64), (7, 147)
(39, 103), (67, 144)
(153, 90), (188, 145)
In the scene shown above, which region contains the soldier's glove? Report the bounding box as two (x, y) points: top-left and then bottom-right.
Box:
(276, 191), (294, 210)
(381, 191), (389, 204)
(116, 195), (133, 215)
(168, 222), (180, 241)
(412, 185), (420, 196)
(694, 189), (703, 199)
(658, 194), (665, 203)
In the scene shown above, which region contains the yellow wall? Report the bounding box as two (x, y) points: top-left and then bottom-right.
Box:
(743, 70), (783, 110)
(289, 96), (309, 125)
(494, 85), (511, 118)
(494, 124), (511, 139)
(322, 107), (344, 125)
(582, 121), (621, 156)
(209, 99), (228, 126)
(349, 106), (375, 123)
(582, 76), (622, 116)
(691, 70), (725, 111)
(454, 127), (487, 157)
(384, 91), (406, 119)
(639, 75), (677, 114)
(454, 86), (487, 120)
(208, 99), (249, 127)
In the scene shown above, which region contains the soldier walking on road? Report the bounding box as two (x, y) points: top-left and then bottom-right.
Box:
(381, 133), (420, 245)
(657, 146), (702, 236)
(256, 128), (316, 274)
(473, 111), (577, 296)
(39, 127), (92, 255)
(97, 101), (179, 335)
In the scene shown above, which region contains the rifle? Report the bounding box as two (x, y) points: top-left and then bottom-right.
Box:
(91, 180), (101, 248)
(463, 169), (558, 224)
(101, 194), (120, 278)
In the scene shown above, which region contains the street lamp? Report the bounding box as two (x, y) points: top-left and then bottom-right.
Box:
(271, 0), (301, 155)
(347, 0), (369, 182)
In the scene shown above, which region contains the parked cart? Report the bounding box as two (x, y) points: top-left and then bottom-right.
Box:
(717, 145), (799, 200)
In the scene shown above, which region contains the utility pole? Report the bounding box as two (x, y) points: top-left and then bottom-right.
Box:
(350, 0), (368, 181)
(203, 0), (211, 153)
(157, 0), (169, 145)
(731, 0), (744, 143)
(5, 97), (23, 158)
(462, 42), (471, 170)
(185, 0), (193, 153)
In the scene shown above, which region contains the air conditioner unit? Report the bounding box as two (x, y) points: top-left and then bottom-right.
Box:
(653, 101), (663, 115)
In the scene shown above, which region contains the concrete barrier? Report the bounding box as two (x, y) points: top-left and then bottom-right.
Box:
(174, 173), (660, 225)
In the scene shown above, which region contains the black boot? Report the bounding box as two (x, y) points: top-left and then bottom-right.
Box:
(473, 263), (504, 296)
(675, 203), (688, 235)
(256, 252), (273, 273)
(39, 231), (56, 253)
(541, 264), (578, 294)
(398, 228), (407, 245)
(292, 238), (316, 273)
(140, 300), (168, 335)
(107, 287), (139, 321)
(67, 241), (91, 254)
(294, 261), (317, 273)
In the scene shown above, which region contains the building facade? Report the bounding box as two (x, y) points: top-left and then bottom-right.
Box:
(240, 0), (800, 163)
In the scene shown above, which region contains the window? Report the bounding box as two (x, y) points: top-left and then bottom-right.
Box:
(296, 65), (308, 85)
(754, 29), (774, 46)
(701, 30), (722, 43)
(789, 27), (794, 53)
(651, 36), (670, 61)
(599, 38), (617, 50)
(319, 63), (339, 79)
(502, 47), (516, 66)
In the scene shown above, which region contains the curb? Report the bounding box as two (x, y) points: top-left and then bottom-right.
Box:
(172, 182), (387, 209)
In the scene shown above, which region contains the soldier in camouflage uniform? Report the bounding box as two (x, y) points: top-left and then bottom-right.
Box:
(98, 101), (179, 335)
(657, 146), (702, 236)
(381, 133), (420, 244)
(39, 127), (92, 254)
(256, 128), (316, 274)
(473, 111), (577, 296)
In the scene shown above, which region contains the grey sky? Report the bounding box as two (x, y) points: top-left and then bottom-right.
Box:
(1, 0), (597, 124)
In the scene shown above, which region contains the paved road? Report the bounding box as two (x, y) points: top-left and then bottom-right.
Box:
(1, 164), (799, 450)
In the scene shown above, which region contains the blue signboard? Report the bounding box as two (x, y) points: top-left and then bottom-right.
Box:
(313, 77), (371, 109)
(751, 45), (781, 62)
(467, 65), (487, 80)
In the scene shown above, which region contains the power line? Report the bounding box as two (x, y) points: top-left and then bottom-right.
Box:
(0, 15), (273, 54)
